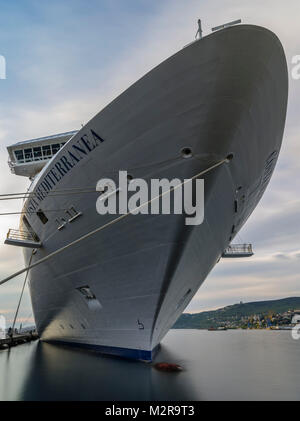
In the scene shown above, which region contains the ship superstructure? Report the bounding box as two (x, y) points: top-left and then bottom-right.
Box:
(7, 131), (77, 178)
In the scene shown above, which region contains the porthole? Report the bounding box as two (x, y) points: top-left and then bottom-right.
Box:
(181, 147), (193, 159)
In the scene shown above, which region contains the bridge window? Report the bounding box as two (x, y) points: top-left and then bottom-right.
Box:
(33, 147), (42, 159)
(51, 143), (60, 154)
(12, 141), (67, 167)
(24, 148), (33, 161)
(42, 145), (51, 158)
(15, 150), (24, 162)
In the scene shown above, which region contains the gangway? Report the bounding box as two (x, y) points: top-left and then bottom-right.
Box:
(4, 229), (42, 248)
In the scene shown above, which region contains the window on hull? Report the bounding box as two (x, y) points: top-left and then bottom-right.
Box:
(37, 209), (48, 225)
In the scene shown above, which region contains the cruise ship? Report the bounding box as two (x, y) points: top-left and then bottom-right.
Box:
(5, 23), (288, 360)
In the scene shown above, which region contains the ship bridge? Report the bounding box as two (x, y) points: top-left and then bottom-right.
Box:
(7, 130), (78, 178)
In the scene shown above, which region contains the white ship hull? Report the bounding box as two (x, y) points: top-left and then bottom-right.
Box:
(20, 25), (287, 360)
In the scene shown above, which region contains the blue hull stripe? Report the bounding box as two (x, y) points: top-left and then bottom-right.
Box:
(43, 339), (159, 361)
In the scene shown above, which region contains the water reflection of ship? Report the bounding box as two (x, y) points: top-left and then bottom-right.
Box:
(19, 341), (198, 401)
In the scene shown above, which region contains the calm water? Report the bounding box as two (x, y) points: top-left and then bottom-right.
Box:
(0, 329), (299, 401)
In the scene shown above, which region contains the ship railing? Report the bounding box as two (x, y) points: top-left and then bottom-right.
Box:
(222, 244), (253, 258)
(8, 160), (15, 170)
(5, 229), (42, 248)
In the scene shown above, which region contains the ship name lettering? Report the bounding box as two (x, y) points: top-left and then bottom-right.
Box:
(25, 128), (105, 218)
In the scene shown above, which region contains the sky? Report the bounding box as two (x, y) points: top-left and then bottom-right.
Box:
(0, 0), (299, 326)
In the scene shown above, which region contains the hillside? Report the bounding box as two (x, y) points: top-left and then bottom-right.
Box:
(173, 297), (300, 329)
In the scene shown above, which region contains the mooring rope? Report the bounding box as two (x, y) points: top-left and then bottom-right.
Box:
(0, 210), (74, 216)
(0, 156), (182, 201)
(10, 251), (34, 335)
(0, 157), (229, 286)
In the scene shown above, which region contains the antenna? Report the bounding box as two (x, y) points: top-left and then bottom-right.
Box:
(212, 19), (241, 32)
(195, 19), (203, 40)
